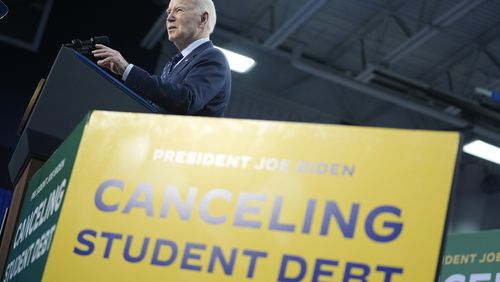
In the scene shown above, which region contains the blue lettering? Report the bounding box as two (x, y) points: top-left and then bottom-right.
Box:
(321, 202), (359, 238)
(181, 243), (206, 271)
(242, 250), (267, 278)
(269, 196), (295, 233)
(73, 229), (96, 256)
(278, 254), (307, 282)
(123, 184), (154, 217)
(95, 179), (123, 212)
(151, 239), (178, 266)
(365, 206), (403, 243)
(343, 262), (370, 282)
(376, 265), (404, 282)
(313, 258), (338, 282)
(159, 186), (197, 220)
(101, 232), (122, 259)
(208, 245), (236, 275)
(234, 193), (266, 229)
(302, 199), (316, 234)
(200, 189), (231, 224)
(124, 235), (150, 263)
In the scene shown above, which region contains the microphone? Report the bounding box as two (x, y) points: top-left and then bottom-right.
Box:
(63, 36), (110, 55)
(0, 1), (8, 20)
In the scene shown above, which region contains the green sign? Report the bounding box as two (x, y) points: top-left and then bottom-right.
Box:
(440, 230), (500, 282)
(2, 118), (86, 282)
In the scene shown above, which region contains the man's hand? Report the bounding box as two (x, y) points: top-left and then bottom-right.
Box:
(92, 44), (129, 76)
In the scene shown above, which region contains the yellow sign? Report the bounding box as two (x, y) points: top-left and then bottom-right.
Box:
(42, 111), (459, 281)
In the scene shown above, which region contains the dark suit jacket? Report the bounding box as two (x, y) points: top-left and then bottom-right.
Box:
(125, 41), (231, 117)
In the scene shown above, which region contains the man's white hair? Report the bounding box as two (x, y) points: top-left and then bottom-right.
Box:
(196, 0), (216, 34)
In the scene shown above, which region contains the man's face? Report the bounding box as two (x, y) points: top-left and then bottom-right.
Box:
(166, 0), (203, 50)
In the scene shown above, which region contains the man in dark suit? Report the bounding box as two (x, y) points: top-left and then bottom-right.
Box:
(92, 0), (231, 117)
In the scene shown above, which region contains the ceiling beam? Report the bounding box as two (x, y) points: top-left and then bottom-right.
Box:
(293, 58), (500, 142)
(262, 0), (328, 50)
(328, 11), (388, 62)
(460, 47), (482, 96)
(327, 0), (409, 63)
(382, 0), (487, 65)
(419, 18), (500, 84)
(216, 27), (500, 142)
(293, 59), (465, 126)
(236, 0), (277, 37)
(484, 49), (500, 72)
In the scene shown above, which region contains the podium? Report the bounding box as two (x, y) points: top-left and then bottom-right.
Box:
(1, 47), (158, 274)
(8, 47), (159, 184)
(2, 111), (460, 281)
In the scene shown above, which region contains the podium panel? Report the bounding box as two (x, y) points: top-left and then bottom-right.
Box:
(4, 111), (460, 281)
(8, 47), (158, 184)
(3, 48), (160, 277)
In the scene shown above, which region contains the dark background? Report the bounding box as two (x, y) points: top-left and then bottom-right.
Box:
(0, 0), (165, 190)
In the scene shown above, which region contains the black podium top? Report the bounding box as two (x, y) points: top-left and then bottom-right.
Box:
(8, 47), (159, 184)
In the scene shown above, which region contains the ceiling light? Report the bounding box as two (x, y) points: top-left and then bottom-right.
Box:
(215, 46), (256, 73)
(463, 140), (500, 165)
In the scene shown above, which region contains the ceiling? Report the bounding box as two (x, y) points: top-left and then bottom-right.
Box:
(1, 0), (500, 231)
(211, 0), (500, 138)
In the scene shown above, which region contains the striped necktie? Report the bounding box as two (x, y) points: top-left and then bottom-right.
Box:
(161, 53), (184, 79)
(169, 53), (184, 73)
